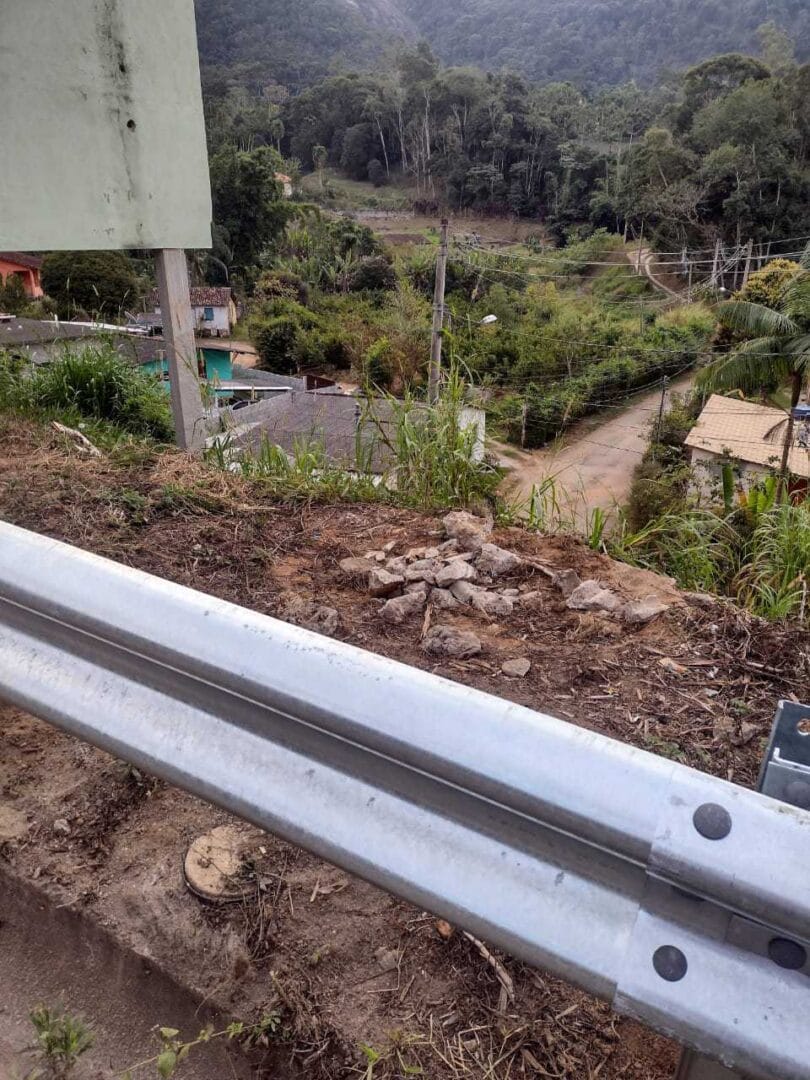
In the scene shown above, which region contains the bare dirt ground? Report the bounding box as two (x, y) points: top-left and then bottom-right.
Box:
(0, 418), (807, 1079)
(496, 375), (695, 526)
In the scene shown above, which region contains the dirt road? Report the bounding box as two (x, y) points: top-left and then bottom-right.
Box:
(497, 375), (694, 526)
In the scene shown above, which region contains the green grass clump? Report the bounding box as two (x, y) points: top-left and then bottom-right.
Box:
(0, 344), (174, 441)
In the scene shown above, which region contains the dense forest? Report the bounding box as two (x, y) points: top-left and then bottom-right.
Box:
(204, 39), (810, 253)
(194, 0), (809, 90)
(401, 0), (810, 87)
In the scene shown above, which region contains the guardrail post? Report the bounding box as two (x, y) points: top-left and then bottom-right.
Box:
(674, 700), (810, 1080)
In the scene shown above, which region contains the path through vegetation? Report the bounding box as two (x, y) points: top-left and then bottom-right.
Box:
(497, 374), (695, 525)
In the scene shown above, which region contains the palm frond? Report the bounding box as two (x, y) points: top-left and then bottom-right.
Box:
(781, 273), (810, 324)
(799, 243), (810, 272)
(698, 337), (792, 396)
(717, 299), (798, 338)
(784, 335), (810, 366)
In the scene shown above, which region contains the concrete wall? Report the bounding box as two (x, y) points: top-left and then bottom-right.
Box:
(689, 448), (772, 500)
(193, 305), (231, 336)
(0, 0), (211, 250)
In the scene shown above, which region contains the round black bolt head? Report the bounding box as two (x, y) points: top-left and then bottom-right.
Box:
(653, 945), (688, 982)
(768, 938), (807, 971)
(693, 803), (732, 840)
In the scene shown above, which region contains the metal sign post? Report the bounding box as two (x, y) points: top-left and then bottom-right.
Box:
(0, 0), (213, 452)
(155, 250), (208, 451)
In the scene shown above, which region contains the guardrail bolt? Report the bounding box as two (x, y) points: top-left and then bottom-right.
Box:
(693, 803), (732, 840)
(653, 946), (688, 982)
(768, 938), (807, 971)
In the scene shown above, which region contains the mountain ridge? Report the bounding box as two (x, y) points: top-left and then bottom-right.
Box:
(195, 0), (809, 90)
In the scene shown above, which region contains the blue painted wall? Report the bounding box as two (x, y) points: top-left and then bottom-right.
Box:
(143, 347), (233, 397)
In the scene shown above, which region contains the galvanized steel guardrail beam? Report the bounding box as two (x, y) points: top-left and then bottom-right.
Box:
(0, 521), (806, 1079)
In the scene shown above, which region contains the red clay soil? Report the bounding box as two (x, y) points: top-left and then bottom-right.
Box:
(0, 418), (807, 1079)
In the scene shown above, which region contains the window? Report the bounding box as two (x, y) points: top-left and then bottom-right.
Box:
(203, 306), (214, 322)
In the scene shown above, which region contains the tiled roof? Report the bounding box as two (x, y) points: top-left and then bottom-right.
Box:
(149, 287), (232, 308)
(685, 394), (810, 479)
(0, 252), (43, 270)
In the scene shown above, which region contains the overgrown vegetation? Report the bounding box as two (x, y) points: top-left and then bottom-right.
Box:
(204, 32), (810, 253)
(210, 364), (500, 511)
(0, 345), (174, 442)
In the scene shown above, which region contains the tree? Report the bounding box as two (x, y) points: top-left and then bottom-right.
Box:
(340, 123), (376, 180)
(699, 245), (810, 484)
(41, 251), (140, 318)
(367, 158), (387, 187)
(209, 146), (291, 278)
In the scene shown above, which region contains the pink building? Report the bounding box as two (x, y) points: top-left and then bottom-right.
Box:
(0, 253), (44, 298)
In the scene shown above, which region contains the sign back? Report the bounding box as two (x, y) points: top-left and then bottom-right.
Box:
(0, 0), (212, 250)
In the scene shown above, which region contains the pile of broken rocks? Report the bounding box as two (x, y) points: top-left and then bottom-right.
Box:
(338, 511), (671, 664)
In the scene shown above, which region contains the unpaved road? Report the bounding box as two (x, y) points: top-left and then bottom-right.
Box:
(496, 375), (694, 526)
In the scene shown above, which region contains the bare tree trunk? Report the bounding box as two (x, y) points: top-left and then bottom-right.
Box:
(376, 116), (390, 177)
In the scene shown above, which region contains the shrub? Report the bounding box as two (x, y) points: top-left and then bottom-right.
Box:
(41, 251), (140, 318)
(367, 158), (387, 187)
(346, 255), (398, 293)
(363, 338), (393, 389)
(253, 316), (302, 375)
(254, 269), (310, 306)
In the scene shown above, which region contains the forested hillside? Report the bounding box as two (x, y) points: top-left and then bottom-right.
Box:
(402, 0), (810, 86)
(194, 0), (413, 91)
(194, 0), (809, 90)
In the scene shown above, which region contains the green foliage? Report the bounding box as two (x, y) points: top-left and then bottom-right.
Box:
(255, 269), (310, 306)
(120, 1014), (282, 1078)
(253, 316), (302, 374)
(29, 1005), (94, 1078)
(700, 251), (810, 410)
(735, 260), (802, 308)
(41, 252), (139, 319)
(209, 146), (293, 279)
(0, 345), (174, 441)
(345, 255), (398, 293)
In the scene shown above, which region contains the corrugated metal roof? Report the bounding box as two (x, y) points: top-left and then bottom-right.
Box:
(220, 391), (430, 474)
(685, 394), (810, 479)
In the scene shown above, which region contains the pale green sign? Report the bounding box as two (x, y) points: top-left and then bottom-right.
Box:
(0, 0), (212, 250)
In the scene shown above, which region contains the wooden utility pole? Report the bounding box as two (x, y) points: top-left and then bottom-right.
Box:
(742, 239), (754, 288)
(710, 239), (722, 289)
(155, 249), (207, 451)
(654, 376), (669, 455)
(636, 222), (645, 275)
(521, 401), (529, 449)
(429, 218), (450, 404)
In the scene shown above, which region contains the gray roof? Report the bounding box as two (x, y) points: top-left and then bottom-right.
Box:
(231, 364), (306, 390)
(221, 391), (426, 473)
(0, 317), (100, 349)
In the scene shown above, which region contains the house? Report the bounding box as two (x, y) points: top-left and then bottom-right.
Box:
(127, 337), (234, 396)
(146, 286), (237, 338)
(0, 253), (44, 298)
(685, 395), (810, 498)
(211, 390), (486, 477)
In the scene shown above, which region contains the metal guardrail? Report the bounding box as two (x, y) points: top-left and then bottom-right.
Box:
(0, 521), (807, 1080)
